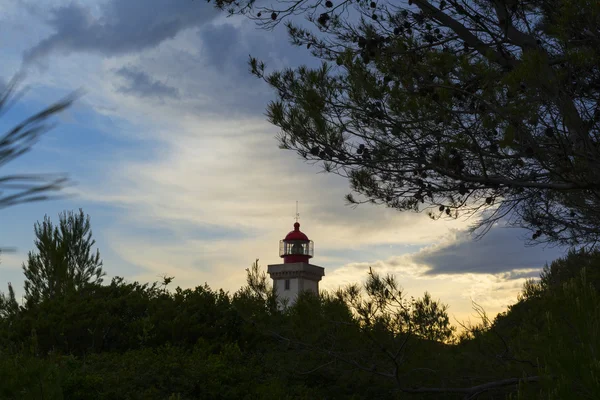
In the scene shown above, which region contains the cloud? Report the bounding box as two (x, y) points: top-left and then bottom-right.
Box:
(198, 22), (243, 73)
(23, 0), (218, 65)
(66, 110), (476, 292)
(319, 251), (536, 325)
(18, 0), (322, 119)
(74, 116), (472, 246)
(115, 66), (179, 99)
(0, 251), (26, 296)
(318, 231), (565, 324)
(410, 224), (566, 275)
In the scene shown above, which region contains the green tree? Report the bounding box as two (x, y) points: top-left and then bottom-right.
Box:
(536, 268), (600, 399)
(410, 291), (455, 342)
(0, 281), (19, 320)
(211, 0), (600, 248)
(486, 250), (600, 398)
(22, 209), (104, 305)
(539, 247), (600, 290)
(237, 259), (279, 313)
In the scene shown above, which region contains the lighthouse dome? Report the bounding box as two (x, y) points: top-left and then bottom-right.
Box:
(284, 222), (309, 241)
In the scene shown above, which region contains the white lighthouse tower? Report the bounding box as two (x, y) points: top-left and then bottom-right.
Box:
(267, 220), (325, 307)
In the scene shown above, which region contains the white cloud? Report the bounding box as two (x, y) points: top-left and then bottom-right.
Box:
(0, 252), (24, 271)
(71, 112), (473, 285)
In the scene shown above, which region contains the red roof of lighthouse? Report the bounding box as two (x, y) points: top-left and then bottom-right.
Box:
(284, 222), (309, 241)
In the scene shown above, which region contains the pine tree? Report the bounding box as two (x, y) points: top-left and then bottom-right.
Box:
(22, 209), (104, 305)
(0, 281), (19, 319)
(210, 0), (600, 248)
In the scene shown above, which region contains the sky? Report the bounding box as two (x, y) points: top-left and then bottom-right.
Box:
(0, 0), (567, 325)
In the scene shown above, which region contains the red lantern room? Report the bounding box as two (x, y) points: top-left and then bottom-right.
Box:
(279, 222), (314, 264)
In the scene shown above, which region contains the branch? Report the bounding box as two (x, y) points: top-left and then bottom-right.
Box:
(430, 166), (590, 191)
(297, 360), (335, 374)
(403, 376), (540, 395)
(412, 0), (517, 69)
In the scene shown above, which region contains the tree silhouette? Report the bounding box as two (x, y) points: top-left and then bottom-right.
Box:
(210, 0), (600, 249)
(22, 209), (104, 305)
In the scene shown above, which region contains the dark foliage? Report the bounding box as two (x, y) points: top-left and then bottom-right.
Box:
(1, 214), (599, 398)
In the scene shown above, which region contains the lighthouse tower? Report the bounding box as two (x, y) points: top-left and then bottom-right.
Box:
(267, 221), (325, 306)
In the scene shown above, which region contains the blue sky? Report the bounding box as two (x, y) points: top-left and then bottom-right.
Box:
(0, 0), (567, 323)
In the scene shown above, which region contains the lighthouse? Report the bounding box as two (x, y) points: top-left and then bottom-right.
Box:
(267, 221), (325, 307)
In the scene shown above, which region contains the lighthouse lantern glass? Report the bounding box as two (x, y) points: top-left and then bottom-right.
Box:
(279, 240), (314, 258)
